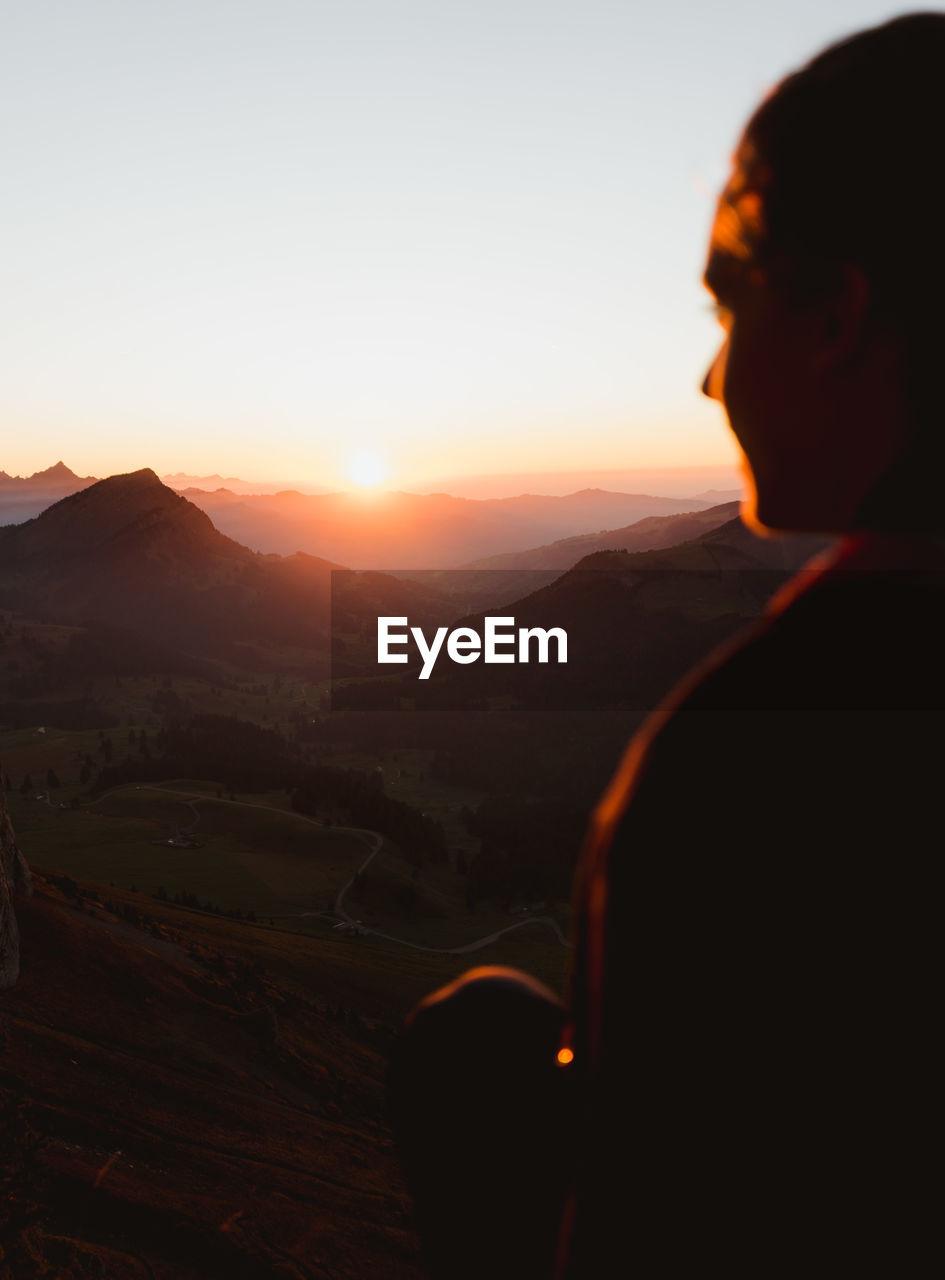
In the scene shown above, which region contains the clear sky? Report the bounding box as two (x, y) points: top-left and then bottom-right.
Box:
(0, 1), (922, 491)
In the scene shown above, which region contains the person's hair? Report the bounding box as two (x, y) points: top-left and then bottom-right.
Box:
(715, 11), (945, 523)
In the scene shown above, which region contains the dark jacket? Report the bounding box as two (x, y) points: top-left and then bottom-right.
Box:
(560, 531), (944, 1275)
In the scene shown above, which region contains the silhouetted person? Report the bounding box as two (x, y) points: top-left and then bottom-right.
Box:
(391, 14), (945, 1277)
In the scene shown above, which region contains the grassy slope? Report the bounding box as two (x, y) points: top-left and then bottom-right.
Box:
(9, 784), (371, 918)
(5, 777), (572, 969)
(5, 870), (529, 1278)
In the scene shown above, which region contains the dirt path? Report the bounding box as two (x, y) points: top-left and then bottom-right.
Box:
(99, 784), (570, 954)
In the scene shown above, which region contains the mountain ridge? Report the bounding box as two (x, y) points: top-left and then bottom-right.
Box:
(462, 502), (741, 570)
(0, 460), (97, 489)
(177, 486), (716, 567)
(0, 470), (342, 656)
(2, 464), (739, 568)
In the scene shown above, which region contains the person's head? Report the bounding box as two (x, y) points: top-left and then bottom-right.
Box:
(702, 12), (945, 535)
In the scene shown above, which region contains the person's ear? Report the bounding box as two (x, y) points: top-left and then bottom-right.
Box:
(814, 262), (871, 372)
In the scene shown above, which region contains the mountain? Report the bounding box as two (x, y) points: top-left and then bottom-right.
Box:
(1, 467), (735, 571)
(342, 514), (832, 715)
(0, 461), (97, 525)
(486, 514), (831, 704)
(0, 469), (341, 657)
(162, 471), (331, 496)
(1, 468), (249, 561)
(0, 461), (96, 492)
(692, 488), (744, 503)
(462, 502), (741, 570)
(404, 465), (744, 499)
(697, 514), (831, 566)
(511, 513), (831, 655)
(178, 487), (715, 568)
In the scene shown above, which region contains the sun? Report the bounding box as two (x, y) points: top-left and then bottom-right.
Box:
(345, 448), (389, 490)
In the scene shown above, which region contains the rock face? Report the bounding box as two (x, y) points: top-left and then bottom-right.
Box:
(1, 779), (32, 989)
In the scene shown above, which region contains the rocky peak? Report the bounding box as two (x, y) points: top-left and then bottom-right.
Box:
(1, 777), (32, 989)
(32, 460), (78, 481)
(5, 468), (241, 563)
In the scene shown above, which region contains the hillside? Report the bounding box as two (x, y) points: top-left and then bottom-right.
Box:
(2, 867), (496, 1277)
(461, 501), (741, 570)
(338, 515), (833, 714)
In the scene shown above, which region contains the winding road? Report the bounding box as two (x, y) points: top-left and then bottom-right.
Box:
(99, 784), (571, 955)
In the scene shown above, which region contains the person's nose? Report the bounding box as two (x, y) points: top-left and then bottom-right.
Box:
(701, 343), (725, 401)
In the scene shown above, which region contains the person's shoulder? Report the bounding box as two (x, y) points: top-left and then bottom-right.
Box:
(583, 611), (778, 860)
(674, 530), (945, 710)
(760, 531), (945, 698)
(589, 532), (945, 849)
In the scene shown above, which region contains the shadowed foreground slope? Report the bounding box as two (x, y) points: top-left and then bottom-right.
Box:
(0, 872), (426, 1279)
(0, 782), (32, 990)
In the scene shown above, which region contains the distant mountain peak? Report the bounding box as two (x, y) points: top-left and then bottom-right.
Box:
(692, 488), (744, 503)
(0, 462), (98, 496)
(33, 460), (76, 479)
(162, 472), (331, 496)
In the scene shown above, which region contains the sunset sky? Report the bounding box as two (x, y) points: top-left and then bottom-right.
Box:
(1, 1), (913, 492)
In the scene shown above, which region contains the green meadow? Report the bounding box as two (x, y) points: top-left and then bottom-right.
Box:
(8, 782), (371, 917)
